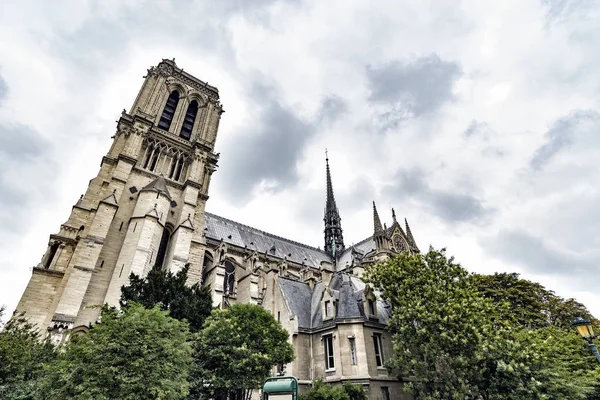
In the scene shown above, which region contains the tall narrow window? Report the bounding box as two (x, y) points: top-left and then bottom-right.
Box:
(179, 100), (198, 140)
(168, 156), (178, 179)
(202, 252), (213, 284)
(143, 145), (154, 169)
(381, 387), (390, 400)
(155, 226), (171, 268)
(149, 150), (160, 172)
(174, 158), (184, 181)
(223, 261), (235, 295)
(158, 90), (180, 131)
(44, 242), (60, 269)
(373, 333), (384, 367)
(324, 300), (331, 318)
(324, 334), (335, 369)
(368, 299), (376, 316)
(349, 337), (357, 365)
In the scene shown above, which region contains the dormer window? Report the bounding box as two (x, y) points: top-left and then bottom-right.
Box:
(368, 299), (376, 316)
(158, 90), (180, 131)
(325, 300), (332, 318)
(179, 100), (198, 140)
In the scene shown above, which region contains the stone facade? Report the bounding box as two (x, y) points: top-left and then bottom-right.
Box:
(15, 60), (419, 399)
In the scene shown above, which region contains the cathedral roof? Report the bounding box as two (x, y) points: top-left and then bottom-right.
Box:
(204, 213), (332, 268)
(277, 273), (391, 331)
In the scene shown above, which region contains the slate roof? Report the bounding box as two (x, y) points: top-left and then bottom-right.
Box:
(204, 213), (332, 268)
(278, 278), (313, 328)
(277, 272), (390, 331)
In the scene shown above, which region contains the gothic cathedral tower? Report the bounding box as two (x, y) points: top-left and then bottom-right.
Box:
(15, 59), (223, 342)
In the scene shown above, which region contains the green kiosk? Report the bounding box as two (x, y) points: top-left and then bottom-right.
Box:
(262, 376), (298, 400)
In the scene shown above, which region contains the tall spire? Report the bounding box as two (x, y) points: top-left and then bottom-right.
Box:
(373, 201), (383, 235)
(324, 150), (345, 258)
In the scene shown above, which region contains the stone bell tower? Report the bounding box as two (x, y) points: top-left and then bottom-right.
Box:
(15, 59), (223, 341)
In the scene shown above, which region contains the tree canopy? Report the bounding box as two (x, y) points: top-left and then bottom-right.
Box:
(365, 248), (600, 400)
(470, 272), (597, 329)
(0, 308), (55, 399)
(193, 303), (295, 400)
(299, 380), (368, 400)
(38, 303), (194, 400)
(120, 264), (213, 332)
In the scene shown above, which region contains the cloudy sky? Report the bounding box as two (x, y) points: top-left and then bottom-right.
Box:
(2, 0), (600, 320)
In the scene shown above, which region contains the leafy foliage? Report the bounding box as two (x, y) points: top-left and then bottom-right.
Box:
(299, 380), (367, 400)
(341, 381), (368, 400)
(120, 264), (213, 332)
(0, 308), (55, 399)
(38, 304), (193, 400)
(194, 303), (295, 400)
(470, 272), (597, 330)
(365, 248), (600, 400)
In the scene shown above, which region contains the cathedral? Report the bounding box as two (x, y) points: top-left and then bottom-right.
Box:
(15, 59), (419, 399)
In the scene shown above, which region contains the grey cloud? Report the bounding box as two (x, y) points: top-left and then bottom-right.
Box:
(384, 167), (490, 223)
(464, 119), (492, 138)
(530, 110), (599, 169)
(543, 0), (597, 23)
(317, 95), (348, 123)
(218, 82), (315, 202)
(480, 229), (600, 288)
(0, 74), (6, 105)
(366, 54), (461, 117)
(0, 123), (54, 227)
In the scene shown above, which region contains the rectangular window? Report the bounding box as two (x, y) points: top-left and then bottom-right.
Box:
(324, 334), (335, 370)
(349, 337), (357, 365)
(374, 333), (384, 367)
(325, 300), (331, 318)
(381, 387), (390, 400)
(368, 299), (376, 316)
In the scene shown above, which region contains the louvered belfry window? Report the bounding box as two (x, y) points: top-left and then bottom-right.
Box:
(158, 90), (180, 131)
(179, 100), (198, 140)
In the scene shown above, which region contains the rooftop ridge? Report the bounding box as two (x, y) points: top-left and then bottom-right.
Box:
(205, 212), (329, 255)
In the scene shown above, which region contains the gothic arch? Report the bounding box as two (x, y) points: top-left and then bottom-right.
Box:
(223, 259), (236, 295)
(158, 90), (180, 131)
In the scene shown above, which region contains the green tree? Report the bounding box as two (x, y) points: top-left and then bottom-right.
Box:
(194, 303), (294, 400)
(299, 380), (349, 400)
(299, 381), (367, 400)
(365, 248), (494, 399)
(120, 264), (213, 332)
(38, 304), (193, 400)
(470, 272), (597, 330)
(365, 248), (600, 400)
(0, 307), (55, 399)
(341, 382), (368, 400)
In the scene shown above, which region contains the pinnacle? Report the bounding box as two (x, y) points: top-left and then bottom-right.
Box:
(373, 201), (383, 235)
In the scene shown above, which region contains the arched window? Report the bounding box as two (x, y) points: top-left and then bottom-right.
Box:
(223, 261), (235, 295)
(155, 225), (172, 268)
(179, 100), (198, 140)
(158, 91), (180, 131)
